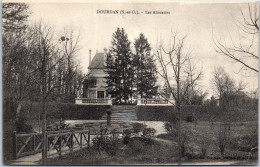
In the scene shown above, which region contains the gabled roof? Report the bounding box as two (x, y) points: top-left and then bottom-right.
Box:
(88, 52), (105, 69)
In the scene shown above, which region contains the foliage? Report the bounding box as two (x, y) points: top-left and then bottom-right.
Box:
(185, 116), (194, 122)
(164, 114), (178, 137)
(47, 119), (70, 131)
(133, 33), (158, 98)
(142, 127), (156, 138)
(15, 116), (33, 133)
(2, 3), (30, 32)
(92, 128), (120, 156)
(199, 131), (210, 159)
(106, 28), (134, 104)
(122, 128), (133, 144)
(218, 124), (231, 158)
(2, 3), (84, 121)
(132, 123), (146, 133)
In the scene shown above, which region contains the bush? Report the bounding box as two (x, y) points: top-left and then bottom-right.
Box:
(19, 102), (109, 120)
(132, 123), (146, 134)
(47, 119), (70, 131)
(136, 106), (172, 121)
(92, 133), (119, 156)
(15, 116), (33, 133)
(185, 116), (194, 122)
(143, 127), (156, 138)
(123, 135), (131, 144)
(218, 124), (231, 158)
(164, 115), (178, 137)
(123, 128), (133, 144)
(128, 137), (148, 155)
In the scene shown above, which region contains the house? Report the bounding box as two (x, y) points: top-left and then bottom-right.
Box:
(83, 48), (108, 99)
(76, 48), (174, 106)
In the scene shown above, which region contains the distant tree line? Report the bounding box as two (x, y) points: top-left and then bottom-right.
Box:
(2, 3), (85, 119)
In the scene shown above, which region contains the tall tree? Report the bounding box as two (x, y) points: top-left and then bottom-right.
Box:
(106, 28), (134, 104)
(134, 33), (158, 98)
(2, 3), (30, 32)
(213, 3), (259, 73)
(211, 66), (245, 108)
(155, 32), (202, 164)
(2, 3), (31, 119)
(60, 28), (81, 100)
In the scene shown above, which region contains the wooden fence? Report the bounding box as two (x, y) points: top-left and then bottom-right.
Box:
(13, 129), (91, 159)
(13, 131), (42, 159)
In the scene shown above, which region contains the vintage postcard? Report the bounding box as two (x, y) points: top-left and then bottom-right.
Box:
(2, 0), (258, 165)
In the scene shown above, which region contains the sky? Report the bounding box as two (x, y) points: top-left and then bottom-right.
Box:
(26, 1), (258, 98)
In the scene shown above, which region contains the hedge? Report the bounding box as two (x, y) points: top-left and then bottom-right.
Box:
(136, 105), (257, 122)
(19, 102), (109, 120)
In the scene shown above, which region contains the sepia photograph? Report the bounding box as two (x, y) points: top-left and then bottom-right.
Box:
(2, 0), (259, 165)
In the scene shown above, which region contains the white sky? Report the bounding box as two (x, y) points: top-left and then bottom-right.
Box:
(25, 1), (258, 97)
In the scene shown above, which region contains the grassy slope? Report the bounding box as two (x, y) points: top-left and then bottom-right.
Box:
(45, 121), (258, 165)
(46, 138), (178, 165)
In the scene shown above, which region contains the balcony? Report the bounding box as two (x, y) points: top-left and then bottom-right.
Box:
(75, 98), (112, 105)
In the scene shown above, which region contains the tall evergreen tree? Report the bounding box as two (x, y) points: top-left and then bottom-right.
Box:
(106, 28), (134, 104)
(134, 33), (158, 98)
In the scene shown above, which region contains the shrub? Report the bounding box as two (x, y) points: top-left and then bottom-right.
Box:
(218, 123), (231, 158)
(199, 134), (210, 159)
(185, 116), (194, 122)
(47, 119), (70, 131)
(15, 116), (33, 133)
(123, 135), (131, 144)
(123, 128), (133, 144)
(92, 132), (119, 156)
(132, 123), (146, 134)
(164, 115), (178, 137)
(181, 131), (189, 157)
(128, 137), (147, 155)
(103, 138), (119, 156)
(143, 127), (156, 138)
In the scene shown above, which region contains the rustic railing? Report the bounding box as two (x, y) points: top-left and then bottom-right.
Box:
(137, 98), (175, 106)
(75, 98), (112, 105)
(47, 129), (90, 157)
(13, 129), (91, 159)
(13, 128), (123, 160)
(13, 131), (42, 159)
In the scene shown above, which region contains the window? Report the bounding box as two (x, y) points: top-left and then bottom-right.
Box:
(97, 91), (105, 98)
(89, 79), (97, 88)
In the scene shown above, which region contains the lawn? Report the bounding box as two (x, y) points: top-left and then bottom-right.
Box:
(46, 137), (179, 165)
(44, 120), (258, 165)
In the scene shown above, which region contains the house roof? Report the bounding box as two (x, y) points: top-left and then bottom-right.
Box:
(88, 52), (105, 69)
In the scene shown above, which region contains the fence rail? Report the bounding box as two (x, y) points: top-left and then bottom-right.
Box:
(13, 129), (91, 159)
(47, 129), (90, 157)
(13, 132), (42, 159)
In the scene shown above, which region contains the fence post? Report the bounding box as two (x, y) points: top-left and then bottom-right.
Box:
(80, 132), (82, 148)
(59, 134), (62, 157)
(33, 134), (36, 152)
(13, 131), (17, 159)
(46, 132), (49, 158)
(88, 129), (90, 149)
(70, 130), (73, 152)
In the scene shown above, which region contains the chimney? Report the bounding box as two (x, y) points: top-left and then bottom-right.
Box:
(104, 47), (107, 66)
(89, 49), (92, 67)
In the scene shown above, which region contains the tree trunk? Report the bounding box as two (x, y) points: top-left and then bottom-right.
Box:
(16, 101), (22, 120)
